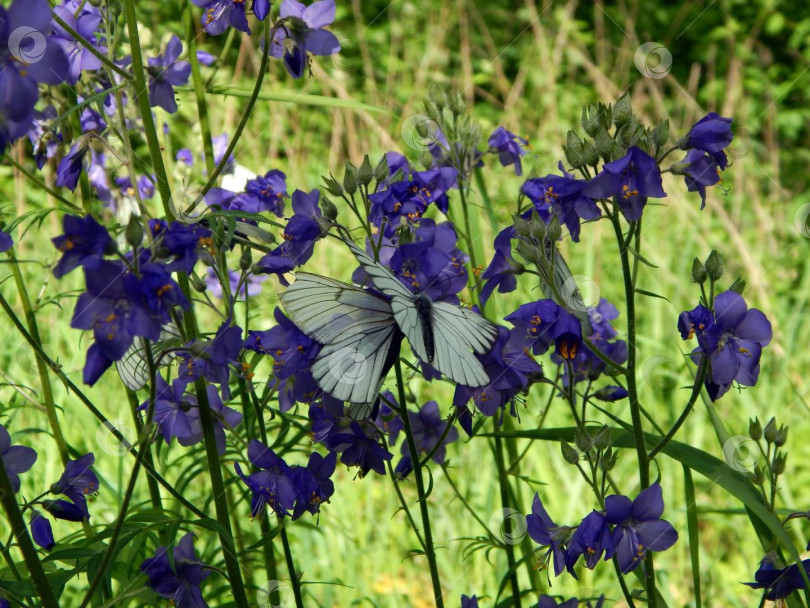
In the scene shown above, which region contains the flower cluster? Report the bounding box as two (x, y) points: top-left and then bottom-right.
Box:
(526, 483), (677, 577)
(678, 290), (772, 400)
(141, 532), (210, 608)
(235, 439), (336, 519)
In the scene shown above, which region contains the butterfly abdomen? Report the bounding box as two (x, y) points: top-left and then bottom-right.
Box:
(414, 294), (435, 362)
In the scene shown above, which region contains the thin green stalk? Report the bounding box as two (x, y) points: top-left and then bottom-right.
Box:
(492, 431), (522, 608)
(386, 460), (427, 551)
(197, 25), (271, 200)
(0, 452), (58, 608)
(126, 389), (163, 512)
(121, 0), (173, 214)
(184, 6), (215, 177)
(395, 358), (444, 608)
(648, 357), (709, 459)
(280, 524), (305, 608)
(6, 248), (69, 465)
(612, 558), (637, 608)
(2, 154), (81, 211)
(192, 376), (250, 608)
(609, 210), (656, 607)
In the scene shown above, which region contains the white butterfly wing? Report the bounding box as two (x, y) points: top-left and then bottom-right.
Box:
(116, 321), (182, 391)
(430, 302), (498, 387)
(279, 272), (398, 404)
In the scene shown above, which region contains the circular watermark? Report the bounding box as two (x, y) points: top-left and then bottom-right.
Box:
(726, 126), (753, 161)
(96, 419), (137, 457)
(257, 580), (294, 608)
(9, 27), (46, 64)
(168, 184), (207, 224)
(401, 113), (442, 153)
(634, 42), (672, 79)
(641, 355), (680, 391)
(327, 347), (370, 386)
(560, 274), (600, 313)
(723, 435), (760, 473)
(488, 508), (528, 545)
(793, 203), (810, 239)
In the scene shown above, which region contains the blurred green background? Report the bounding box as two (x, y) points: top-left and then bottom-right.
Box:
(2, 1), (810, 606)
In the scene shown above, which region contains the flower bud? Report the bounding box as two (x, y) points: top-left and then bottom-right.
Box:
(763, 417), (778, 444)
(239, 246), (252, 271)
(748, 417), (762, 441)
(773, 453), (787, 475)
(343, 163), (359, 195)
(775, 425), (788, 447)
(563, 131), (584, 168)
(561, 441), (579, 464)
(581, 142), (599, 167)
(593, 426), (611, 450)
(189, 273), (207, 293)
(691, 257), (707, 284)
(612, 94), (632, 128)
(704, 250), (723, 281)
(653, 119), (670, 148)
(358, 155), (374, 186)
(125, 216), (143, 248)
(581, 106), (601, 138)
(574, 429), (591, 452)
(752, 464), (765, 485)
(374, 155), (389, 183)
(320, 195), (338, 221)
(595, 128), (614, 163)
(546, 216), (562, 243)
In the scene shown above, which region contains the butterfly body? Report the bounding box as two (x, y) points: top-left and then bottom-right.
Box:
(413, 292), (435, 362)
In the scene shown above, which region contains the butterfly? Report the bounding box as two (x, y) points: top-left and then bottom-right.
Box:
(116, 321), (182, 391)
(278, 240), (499, 406)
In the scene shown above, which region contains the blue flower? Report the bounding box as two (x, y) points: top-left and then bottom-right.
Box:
(235, 440), (298, 517)
(373, 390), (403, 443)
(683, 112), (733, 169)
(178, 321), (244, 399)
(583, 146), (665, 221)
(480, 227), (524, 307)
(152, 220), (214, 274)
(240, 169), (288, 216)
(488, 126), (528, 175)
(605, 483), (678, 573)
(593, 385), (628, 402)
(42, 498), (86, 522)
(330, 422), (393, 477)
(672, 149), (722, 209)
(678, 291), (772, 400)
(205, 268), (265, 300)
(255, 189), (328, 285)
(271, 0), (341, 78)
(522, 162), (601, 242)
(0, 229), (13, 253)
(49, 453), (98, 520)
(147, 36), (191, 113)
(30, 511), (54, 551)
(0, 424), (36, 494)
(526, 494), (571, 577)
(193, 0), (251, 35)
(394, 400), (458, 477)
(290, 451), (337, 519)
(567, 511), (614, 571)
(537, 596), (578, 608)
(51, 2), (106, 84)
(56, 141), (91, 191)
(461, 595), (479, 608)
(505, 299), (582, 360)
(140, 532), (210, 608)
(27, 106), (61, 169)
(0, 0), (69, 153)
(745, 554), (810, 600)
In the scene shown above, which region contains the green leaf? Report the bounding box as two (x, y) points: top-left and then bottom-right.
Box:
(625, 245), (659, 268)
(683, 466), (702, 608)
(202, 86), (385, 113)
(635, 288), (671, 303)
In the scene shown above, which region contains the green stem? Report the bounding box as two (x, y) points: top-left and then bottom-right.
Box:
(6, 249), (69, 465)
(0, 452), (58, 608)
(648, 357), (709, 459)
(185, 6), (215, 177)
(395, 359), (444, 608)
(612, 558), (637, 608)
(280, 524), (305, 608)
(192, 377), (250, 608)
(126, 389), (163, 512)
(197, 25), (271, 201)
(2, 154), (81, 211)
(492, 431), (522, 608)
(609, 210), (657, 606)
(121, 0), (173, 214)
